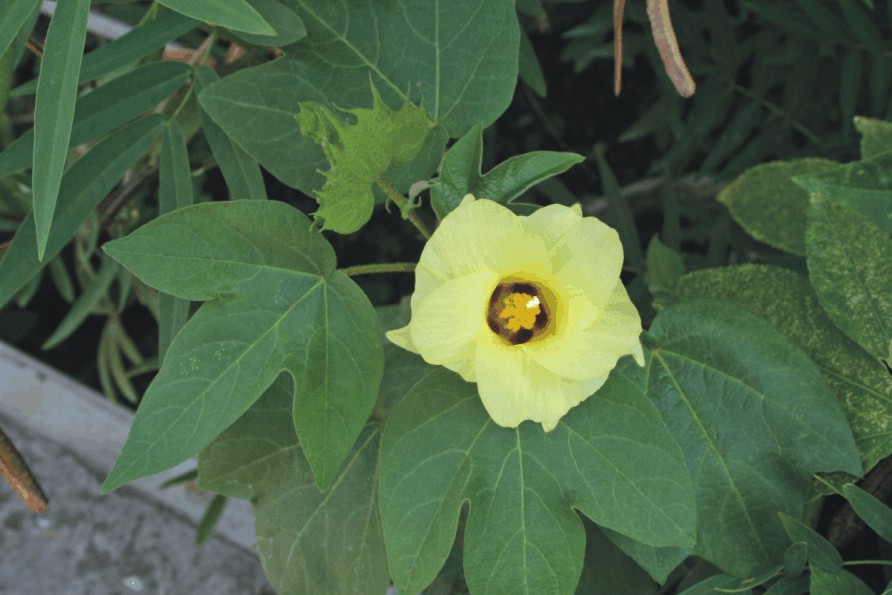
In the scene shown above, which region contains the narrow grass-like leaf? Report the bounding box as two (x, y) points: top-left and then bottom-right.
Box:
(157, 121), (194, 361)
(0, 0), (39, 58)
(842, 484), (892, 544)
(11, 11), (198, 97)
(32, 0), (92, 260)
(47, 257), (75, 303)
(194, 494), (227, 545)
(519, 28), (547, 97)
(194, 66), (266, 200)
(0, 115), (165, 309)
(0, 62), (191, 177)
(156, 0), (275, 35)
(594, 144), (643, 268)
(42, 258), (119, 349)
(807, 195), (892, 363)
(840, 50), (863, 134)
(101, 201), (383, 492)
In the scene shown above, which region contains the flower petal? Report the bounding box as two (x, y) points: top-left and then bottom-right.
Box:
(414, 197), (552, 305)
(474, 333), (601, 430)
(525, 282), (642, 380)
(385, 325), (416, 352)
(526, 205), (623, 313)
(408, 270), (499, 366)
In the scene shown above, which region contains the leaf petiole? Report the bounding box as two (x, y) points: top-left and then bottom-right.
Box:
(341, 262), (416, 277)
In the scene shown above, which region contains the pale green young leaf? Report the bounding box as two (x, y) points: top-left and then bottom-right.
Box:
(664, 265), (892, 477)
(198, 0), (519, 189)
(809, 566), (874, 595)
(198, 375), (390, 595)
(854, 116), (892, 158)
(0, 115), (166, 309)
(42, 258), (119, 350)
(0, 0), (39, 59)
(717, 159), (838, 256)
(807, 195), (892, 363)
(10, 12), (198, 97)
(644, 301), (861, 577)
(778, 513), (842, 571)
(842, 484), (892, 544)
(158, 121), (194, 361)
(32, 0), (92, 260)
(296, 87), (432, 233)
(379, 360), (696, 594)
(231, 0), (306, 47)
(793, 151), (892, 236)
(100, 201), (383, 492)
(0, 62), (192, 178)
(429, 123), (583, 218)
(156, 0), (275, 35)
(194, 66), (266, 201)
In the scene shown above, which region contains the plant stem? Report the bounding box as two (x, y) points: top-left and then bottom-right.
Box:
(341, 262), (416, 277)
(843, 560), (892, 567)
(376, 176), (433, 239)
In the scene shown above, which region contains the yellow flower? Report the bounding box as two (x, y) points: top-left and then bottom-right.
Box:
(387, 195), (644, 431)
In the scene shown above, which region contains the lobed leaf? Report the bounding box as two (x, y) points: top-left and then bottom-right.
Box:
(664, 264), (892, 477)
(296, 87), (432, 233)
(379, 360), (696, 594)
(644, 301), (861, 577)
(101, 201), (383, 492)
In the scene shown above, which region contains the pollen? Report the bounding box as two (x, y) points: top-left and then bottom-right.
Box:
(499, 293), (541, 331)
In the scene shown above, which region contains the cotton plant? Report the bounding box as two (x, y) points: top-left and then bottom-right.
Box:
(3, 0), (885, 593)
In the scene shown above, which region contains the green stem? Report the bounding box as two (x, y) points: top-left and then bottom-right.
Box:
(376, 176), (433, 239)
(842, 560), (892, 567)
(341, 262), (416, 277)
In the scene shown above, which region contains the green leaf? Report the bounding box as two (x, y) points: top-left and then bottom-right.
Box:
(157, 121), (194, 361)
(194, 494), (227, 545)
(664, 264), (892, 476)
(645, 235), (684, 294)
(717, 159), (838, 256)
(764, 575), (809, 595)
(644, 301), (861, 577)
(0, 0), (39, 59)
(778, 513), (842, 571)
(793, 151), (892, 236)
(10, 11), (198, 97)
(198, 0), (519, 188)
(0, 62), (192, 178)
(0, 45), (11, 113)
(842, 483), (892, 544)
(784, 541), (808, 578)
(42, 258), (119, 350)
(809, 566), (874, 595)
(839, 50), (863, 133)
(379, 361), (696, 594)
(156, 0), (275, 35)
(807, 195), (892, 363)
(232, 0), (306, 47)
(519, 28), (547, 97)
(198, 375), (390, 595)
(100, 201), (383, 492)
(0, 115), (166, 309)
(430, 123), (583, 219)
(854, 116), (892, 159)
(600, 529), (691, 583)
(576, 524), (657, 595)
(193, 66), (266, 201)
(31, 0), (92, 259)
(296, 86), (432, 233)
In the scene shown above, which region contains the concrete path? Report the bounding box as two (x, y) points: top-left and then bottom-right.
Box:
(0, 343), (272, 594)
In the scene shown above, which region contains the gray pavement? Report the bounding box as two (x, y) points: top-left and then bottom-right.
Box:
(0, 343), (272, 595)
